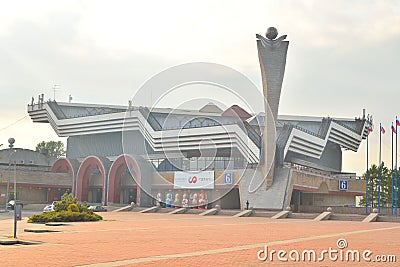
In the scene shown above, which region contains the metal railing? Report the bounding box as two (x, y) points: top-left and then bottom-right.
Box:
(289, 163), (362, 180)
(333, 119), (358, 133)
(294, 125), (323, 138)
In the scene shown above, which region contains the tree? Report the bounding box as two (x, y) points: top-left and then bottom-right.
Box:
(35, 141), (66, 158)
(359, 162), (396, 208)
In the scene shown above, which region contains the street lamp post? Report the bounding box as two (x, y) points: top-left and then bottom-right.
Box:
(5, 138), (15, 211)
(13, 160), (17, 200)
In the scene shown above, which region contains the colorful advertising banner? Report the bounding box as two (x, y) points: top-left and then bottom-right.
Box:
(173, 171), (214, 189)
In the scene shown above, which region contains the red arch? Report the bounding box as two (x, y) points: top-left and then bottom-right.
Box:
(76, 156), (107, 203)
(51, 158), (75, 194)
(51, 158), (73, 173)
(108, 154), (141, 205)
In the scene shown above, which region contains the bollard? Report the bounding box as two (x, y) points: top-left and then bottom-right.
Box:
(14, 201), (23, 238)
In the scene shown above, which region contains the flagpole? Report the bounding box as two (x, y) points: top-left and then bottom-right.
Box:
(392, 123), (395, 215)
(396, 117), (399, 215)
(366, 127), (369, 214)
(378, 123), (382, 214)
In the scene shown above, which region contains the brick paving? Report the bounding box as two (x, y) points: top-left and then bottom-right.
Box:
(0, 212), (399, 266)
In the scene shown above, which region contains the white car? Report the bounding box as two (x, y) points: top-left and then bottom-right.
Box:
(43, 201), (58, 212)
(88, 205), (107, 212)
(8, 200), (24, 210)
(43, 204), (54, 212)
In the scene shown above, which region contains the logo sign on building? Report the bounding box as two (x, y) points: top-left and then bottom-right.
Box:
(174, 171), (214, 189)
(224, 172), (233, 185)
(339, 180), (348, 191)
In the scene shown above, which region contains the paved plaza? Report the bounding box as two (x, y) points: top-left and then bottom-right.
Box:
(0, 212), (399, 266)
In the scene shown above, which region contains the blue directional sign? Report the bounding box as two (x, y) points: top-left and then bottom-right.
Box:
(224, 172), (233, 185)
(339, 180), (348, 191)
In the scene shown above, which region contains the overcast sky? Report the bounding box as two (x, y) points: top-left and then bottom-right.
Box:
(1, 0), (400, 175)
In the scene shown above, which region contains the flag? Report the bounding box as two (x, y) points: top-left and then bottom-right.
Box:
(392, 124), (397, 134)
(367, 127), (371, 135)
(396, 118), (400, 126)
(380, 125), (386, 134)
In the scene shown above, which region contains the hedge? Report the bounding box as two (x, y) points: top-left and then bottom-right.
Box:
(28, 210), (102, 223)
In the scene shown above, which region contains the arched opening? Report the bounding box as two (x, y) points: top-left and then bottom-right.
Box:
(112, 165), (137, 204)
(50, 158), (77, 197)
(108, 155), (141, 205)
(51, 158), (73, 173)
(76, 156), (109, 204)
(88, 167), (103, 203)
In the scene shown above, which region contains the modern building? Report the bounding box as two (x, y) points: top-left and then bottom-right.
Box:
(25, 28), (372, 210)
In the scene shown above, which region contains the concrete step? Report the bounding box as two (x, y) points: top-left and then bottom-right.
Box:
(313, 211), (332, 221)
(216, 210), (242, 216)
(233, 210), (253, 217)
(112, 205), (133, 212)
(154, 208), (173, 213)
(330, 214), (365, 222)
(168, 208), (188, 215)
(376, 216), (400, 223)
(287, 213), (320, 220)
(252, 211), (276, 218)
(185, 209), (205, 215)
(362, 213), (379, 223)
(271, 210), (291, 219)
(139, 206), (160, 213)
(199, 208), (219, 216)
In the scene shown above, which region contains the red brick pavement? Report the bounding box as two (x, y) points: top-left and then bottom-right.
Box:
(0, 212), (399, 266)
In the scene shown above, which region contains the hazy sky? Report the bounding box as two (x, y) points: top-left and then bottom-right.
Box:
(1, 0), (400, 175)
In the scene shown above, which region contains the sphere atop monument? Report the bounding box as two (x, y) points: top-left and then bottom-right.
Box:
(8, 137), (15, 146)
(266, 27), (278, 40)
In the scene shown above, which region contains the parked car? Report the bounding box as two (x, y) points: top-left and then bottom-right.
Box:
(43, 204), (54, 212)
(88, 205), (107, 212)
(7, 200), (23, 210)
(43, 201), (58, 213)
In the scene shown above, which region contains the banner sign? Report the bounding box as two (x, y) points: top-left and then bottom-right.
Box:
(174, 171), (214, 189)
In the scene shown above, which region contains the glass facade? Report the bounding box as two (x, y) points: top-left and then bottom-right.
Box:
(149, 157), (249, 171)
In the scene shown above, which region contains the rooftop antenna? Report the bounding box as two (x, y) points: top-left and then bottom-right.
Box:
(52, 84), (61, 101)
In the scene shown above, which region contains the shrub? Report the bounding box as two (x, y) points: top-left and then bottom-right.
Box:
(67, 203), (79, 212)
(54, 193), (90, 213)
(54, 193), (78, 212)
(28, 193), (102, 223)
(28, 211), (102, 223)
(78, 202), (93, 214)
